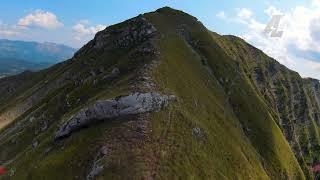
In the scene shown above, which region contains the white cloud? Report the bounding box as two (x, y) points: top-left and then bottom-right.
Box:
(264, 6), (283, 17)
(0, 30), (19, 36)
(18, 10), (63, 29)
(216, 11), (227, 19)
(237, 8), (253, 19)
(72, 20), (106, 41)
(312, 0), (320, 7)
(0, 21), (20, 36)
(310, 18), (320, 43)
(220, 3), (320, 79)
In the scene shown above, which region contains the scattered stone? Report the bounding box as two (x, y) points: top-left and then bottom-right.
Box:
(192, 127), (205, 140)
(40, 121), (48, 132)
(100, 146), (109, 156)
(111, 68), (120, 75)
(99, 67), (105, 73)
(103, 67), (120, 81)
(86, 146), (109, 180)
(219, 78), (224, 84)
(32, 140), (39, 149)
(54, 92), (176, 140)
(29, 116), (35, 123)
(192, 127), (201, 136)
(44, 147), (52, 154)
(9, 168), (15, 177)
(90, 71), (96, 77)
(66, 100), (71, 107)
(87, 163), (104, 180)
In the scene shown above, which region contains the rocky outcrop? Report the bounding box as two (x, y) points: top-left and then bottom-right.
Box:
(113, 15), (157, 48)
(75, 14), (157, 57)
(54, 92), (175, 140)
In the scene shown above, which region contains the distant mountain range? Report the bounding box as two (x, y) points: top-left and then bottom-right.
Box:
(0, 39), (76, 77)
(0, 58), (51, 78)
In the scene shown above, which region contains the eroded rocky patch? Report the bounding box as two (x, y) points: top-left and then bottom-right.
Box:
(54, 92), (175, 140)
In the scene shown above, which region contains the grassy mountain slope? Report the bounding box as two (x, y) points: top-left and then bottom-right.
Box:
(0, 7), (317, 179)
(211, 34), (320, 178)
(146, 8), (304, 179)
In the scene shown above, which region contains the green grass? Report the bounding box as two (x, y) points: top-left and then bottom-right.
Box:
(150, 37), (269, 179)
(0, 7), (313, 180)
(145, 8), (305, 179)
(211, 32), (320, 178)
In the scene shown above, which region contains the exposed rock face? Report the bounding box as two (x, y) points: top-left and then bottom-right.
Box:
(251, 59), (320, 174)
(54, 92), (175, 140)
(113, 15), (157, 48)
(75, 14), (157, 57)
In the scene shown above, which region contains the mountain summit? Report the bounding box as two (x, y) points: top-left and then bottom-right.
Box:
(0, 7), (320, 179)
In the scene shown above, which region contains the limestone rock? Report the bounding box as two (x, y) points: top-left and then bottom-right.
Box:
(54, 92), (176, 140)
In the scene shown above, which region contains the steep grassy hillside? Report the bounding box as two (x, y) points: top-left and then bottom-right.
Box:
(146, 8), (304, 179)
(211, 33), (320, 178)
(0, 7), (317, 179)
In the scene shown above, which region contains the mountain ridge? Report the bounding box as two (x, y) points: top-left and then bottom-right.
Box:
(0, 6), (318, 179)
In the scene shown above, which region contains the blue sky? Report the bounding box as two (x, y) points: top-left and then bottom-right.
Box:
(0, 0), (307, 47)
(0, 0), (319, 79)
